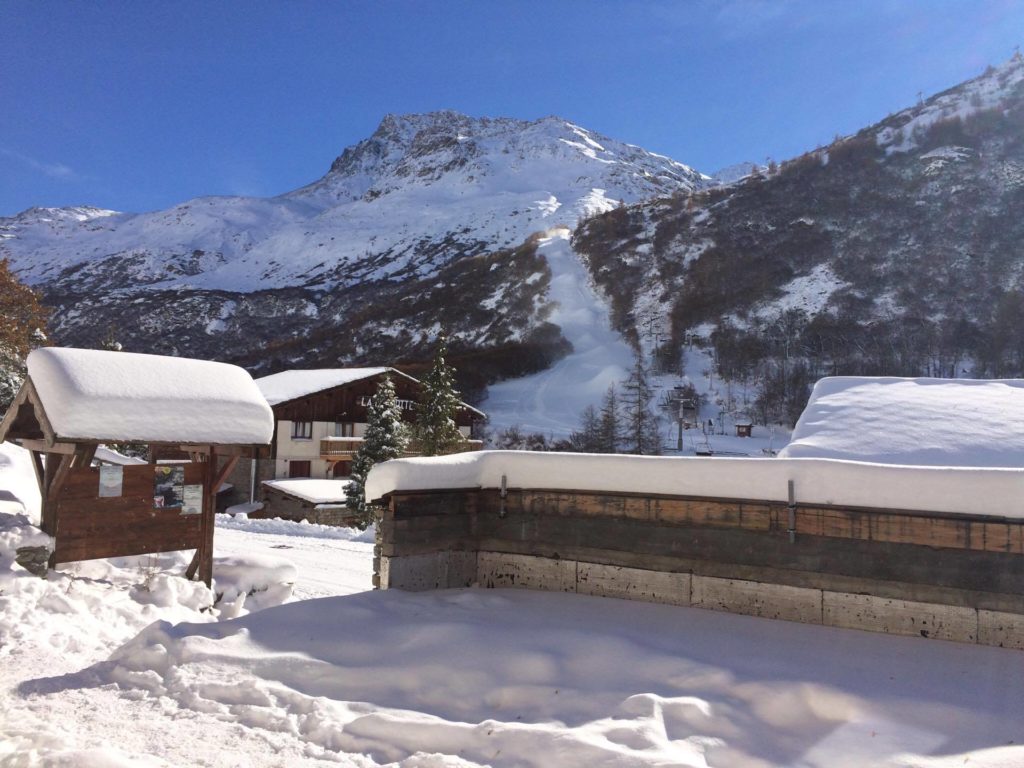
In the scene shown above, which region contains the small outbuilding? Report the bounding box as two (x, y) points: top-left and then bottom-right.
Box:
(734, 414), (753, 438)
(0, 347), (273, 585)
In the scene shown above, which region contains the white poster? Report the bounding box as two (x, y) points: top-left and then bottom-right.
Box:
(181, 484), (204, 516)
(98, 465), (123, 498)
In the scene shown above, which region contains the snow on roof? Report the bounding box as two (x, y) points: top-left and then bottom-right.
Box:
(779, 376), (1024, 467)
(256, 366), (486, 416)
(256, 368), (392, 406)
(263, 478), (348, 504)
(26, 347), (274, 445)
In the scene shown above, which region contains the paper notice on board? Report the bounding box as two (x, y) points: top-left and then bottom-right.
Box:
(98, 465), (123, 497)
(181, 484), (203, 515)
(154, 465), (185, 508)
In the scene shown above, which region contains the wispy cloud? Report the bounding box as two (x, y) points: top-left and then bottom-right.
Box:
(0, 147), (77, 180)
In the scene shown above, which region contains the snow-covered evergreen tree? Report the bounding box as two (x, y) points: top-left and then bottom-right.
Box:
(413, 335), (465, 456)
(0, 258), (49, 415)
(345, 374), (409, 527)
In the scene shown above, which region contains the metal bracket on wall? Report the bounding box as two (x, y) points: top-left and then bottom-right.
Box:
(499, 474), (508, 518)
(787, 479), (797, 544)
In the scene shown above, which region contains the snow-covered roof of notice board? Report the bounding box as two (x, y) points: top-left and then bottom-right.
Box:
(256, 368), (393, 406)
(778, 376), (1024, 467)
(22, 347), (274, 445)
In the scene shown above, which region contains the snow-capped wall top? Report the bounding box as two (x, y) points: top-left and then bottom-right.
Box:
(364, 450), (1024, 519)
(256, 368), (393, 406)
(779, 376), (1024, 467)
(25, 347), (274, 444)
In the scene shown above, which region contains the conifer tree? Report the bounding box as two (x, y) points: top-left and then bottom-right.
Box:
(621, 357), (662, 455)
(0, 258), (50, 414)
(346, 374), (409, 527)
(597, 384), (621, 453)
(413, 335), (465, 456)
(570, 404), (601, 452)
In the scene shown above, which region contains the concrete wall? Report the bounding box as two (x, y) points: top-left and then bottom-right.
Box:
(379, 549), (1024, 650)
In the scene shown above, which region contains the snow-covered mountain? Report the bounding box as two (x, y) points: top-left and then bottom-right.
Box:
(573, 54), (1024, 425)
(2, 112), (705, 293)
(0, 112), (707, 401)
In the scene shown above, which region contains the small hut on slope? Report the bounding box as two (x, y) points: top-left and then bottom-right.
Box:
(0, 347), (273, 585)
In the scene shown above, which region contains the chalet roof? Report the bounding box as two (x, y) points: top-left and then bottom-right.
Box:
(255, 367), (486, 417)
(779, 376), (1024, 467)
(256, 368), (392, 406)
(17, 347), (274, 445)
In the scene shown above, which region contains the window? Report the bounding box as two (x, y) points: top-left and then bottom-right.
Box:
(288, 460), (311, 478)
(291, 421), (313, 440)
(333, 421), (355, 437)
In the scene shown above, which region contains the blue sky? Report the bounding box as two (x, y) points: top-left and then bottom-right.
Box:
(1, 0), (1021, 216)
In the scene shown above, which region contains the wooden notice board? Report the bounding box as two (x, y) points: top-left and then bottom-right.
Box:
(52, 462), (208, 564)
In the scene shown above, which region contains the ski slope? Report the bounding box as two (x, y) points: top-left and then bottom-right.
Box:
(482, 228), (635, 435)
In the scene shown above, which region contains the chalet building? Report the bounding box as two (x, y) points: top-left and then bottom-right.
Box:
(224, 367), (485, 523)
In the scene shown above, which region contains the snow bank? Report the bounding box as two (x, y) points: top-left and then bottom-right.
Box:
(256, 366), (391, 405)
(103, 587), (1024, 767)
(0, 441), (41, 521)
(365, 450), (1024, 518)
(213, 554), (297, 617)
(781, 377), (1024, 467)
(25, 347), (274, 445)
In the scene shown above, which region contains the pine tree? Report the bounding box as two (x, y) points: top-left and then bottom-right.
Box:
(570, 404), (601, 452)
(621, 357), (662, 455)
(597, 384), (621, 453)
(413, 335), (465, 456)
(0, 258), (50, 414)
(346, 375), (409, 527)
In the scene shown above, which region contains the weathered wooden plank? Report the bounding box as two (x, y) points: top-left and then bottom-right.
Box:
(54, 536), (200, 564)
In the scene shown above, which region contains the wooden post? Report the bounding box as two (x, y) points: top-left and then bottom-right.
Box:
(200, 450), (215, 587)
(29, 450), (44, 499)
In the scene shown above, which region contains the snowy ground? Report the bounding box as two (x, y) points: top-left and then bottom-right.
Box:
(4, 440), (1024, 767)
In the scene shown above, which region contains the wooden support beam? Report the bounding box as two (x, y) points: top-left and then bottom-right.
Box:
(40, 452), (73, 534)
(186, 447), (228, 588)
(212, 455), (239, 495)
(47, 453), (75, 502)
(18, 439), (77, 455)
(29, 450), (44, 498)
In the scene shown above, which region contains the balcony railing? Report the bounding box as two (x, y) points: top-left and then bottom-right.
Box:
(319, 437), (484, 460)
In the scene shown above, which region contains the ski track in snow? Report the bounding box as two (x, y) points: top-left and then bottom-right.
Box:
(482, 229), (635, 436)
